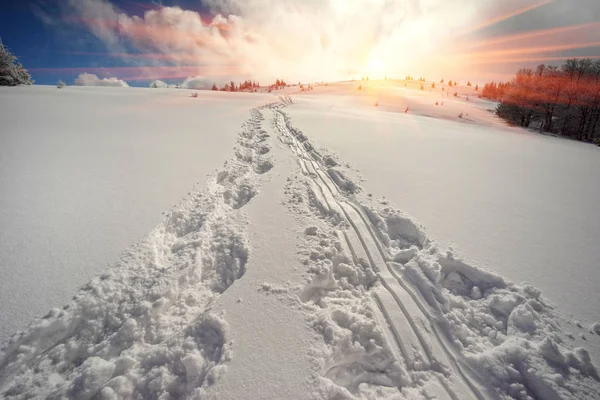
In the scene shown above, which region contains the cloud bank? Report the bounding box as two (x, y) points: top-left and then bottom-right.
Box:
(57, 0), (600, 83)
(61, 0), (481, 82)
(74, 72), (129, 87)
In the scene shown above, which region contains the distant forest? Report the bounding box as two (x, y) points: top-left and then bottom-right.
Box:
(481, 59), (600, 144)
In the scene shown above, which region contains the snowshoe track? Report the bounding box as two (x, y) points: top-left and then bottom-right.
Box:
(0, 107), (274, 400)
(273, 105), (491, 399)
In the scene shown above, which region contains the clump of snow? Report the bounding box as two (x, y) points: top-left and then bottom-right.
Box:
(299, 229), (402, 396)
(74, 73), (129, 87)
(258, 282), (289, 295)
(322, 155), (338, 167)
(368, 204), (600, 399)
(365, 207), (427, 250)
(592, 323), (600, 335)
(305, 226), (318, 236)
(327, 167), (359, 193)
(470, 285), (483, 300)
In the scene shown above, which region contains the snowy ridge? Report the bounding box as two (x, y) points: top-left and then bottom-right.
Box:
(0, 107), (274, 399)
(274, 104), (600, 399)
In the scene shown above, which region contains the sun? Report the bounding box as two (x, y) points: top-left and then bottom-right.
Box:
(367, 55), (387, 79)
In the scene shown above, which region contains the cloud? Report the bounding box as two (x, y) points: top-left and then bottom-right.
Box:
(61, 0), (477, 81)
(74, 72), (129, 87)
(58, 0), (600, 83)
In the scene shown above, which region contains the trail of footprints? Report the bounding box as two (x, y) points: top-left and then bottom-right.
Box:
(0, 107), (275, 400)
(273, 100), (488, 400)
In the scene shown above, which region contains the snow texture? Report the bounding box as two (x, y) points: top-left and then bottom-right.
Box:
(1, 89), (598, 400)
(0, 86), (278, 344)
(274, 105), (600, 400)
(284, 81), (600, 329)
(0, 106), (274, 399)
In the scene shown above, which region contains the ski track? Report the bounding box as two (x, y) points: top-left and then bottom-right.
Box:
(0, 105), (276, 400)
(273, 97), (493, 399)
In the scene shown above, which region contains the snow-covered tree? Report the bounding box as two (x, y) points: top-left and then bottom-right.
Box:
(0, 39), (33, 86)
(57, 79), (66, 89)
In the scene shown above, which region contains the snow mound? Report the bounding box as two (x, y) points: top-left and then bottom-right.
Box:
(327, 167), (359, 194)
(0, 107), (274, 399)
(74, 73), (129, 87)
(149, 80), (169, 88)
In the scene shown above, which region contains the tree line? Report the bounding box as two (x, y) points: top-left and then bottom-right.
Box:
(482, 59), (600, 143)
(211, 79), (289, 92)
(212, 80), (261, 92)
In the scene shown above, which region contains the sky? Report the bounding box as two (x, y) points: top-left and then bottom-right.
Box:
(1, 0), (600, 87)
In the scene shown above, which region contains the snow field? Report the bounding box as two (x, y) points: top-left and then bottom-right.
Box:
(0, 86), (274, 344)
(284, 81), (600, 365)
(272, 106), (600, 399)
(0, 104), (275, 399)
(1, 90), (598, 400)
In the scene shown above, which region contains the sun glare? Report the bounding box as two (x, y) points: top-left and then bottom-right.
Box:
(367, 56), (387, 79)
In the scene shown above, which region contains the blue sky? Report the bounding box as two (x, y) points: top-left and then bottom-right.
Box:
(0, 0), (211, 86)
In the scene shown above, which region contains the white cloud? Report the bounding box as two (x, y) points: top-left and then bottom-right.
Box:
(74, 72), (129, 87)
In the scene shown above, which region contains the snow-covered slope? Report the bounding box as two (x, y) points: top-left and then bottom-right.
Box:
(0, 86), (273, 343)
(285, 80), (600, 339)
(1, 86), (599, 399)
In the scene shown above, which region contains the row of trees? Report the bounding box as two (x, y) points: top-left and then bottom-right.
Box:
(0, 39), (33, 86)
(270, 79), (287, 90)
(213, 80), (261, 92)
(209, 79), (291, 92)
(481, 81), (510, 100)
(405, 76), (427, 81)
(486, 59), (600, 142)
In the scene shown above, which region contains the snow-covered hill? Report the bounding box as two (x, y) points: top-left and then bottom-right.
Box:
(0, 86), (273, 343)
(0, 84), (599, 399)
